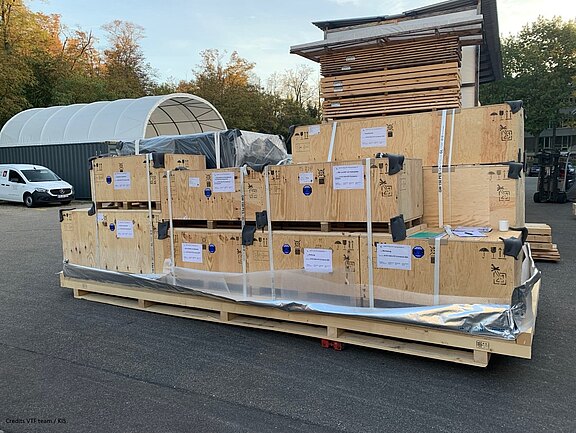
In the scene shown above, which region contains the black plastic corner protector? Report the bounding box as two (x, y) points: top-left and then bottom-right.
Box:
(87, 202), (96, 216)
(242, 224), (257, 246)
(173, 166), (189, 171)
(390, 214), (406, 242)
(88, 155), (98, 170)
(58, 208), (75, 223)
(510, 226), (529, 244)
(157, 221), (169, 240)
(255, 211), (268, 229)
(507, 162), (524, 179)
(151, 152), (165, 169)
(505, 100), (523, 114)
(500, 233), (526, 260)
(386, 154), (405, 175)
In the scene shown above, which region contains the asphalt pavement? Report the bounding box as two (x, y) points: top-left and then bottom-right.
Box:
(0, 177), (574, 433)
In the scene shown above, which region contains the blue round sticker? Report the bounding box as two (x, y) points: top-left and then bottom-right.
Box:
(303, 185), (312, 196)
(109, 223), (115, 232)
(106, 175), (112, 184)
(282, 244), (291, 254)
(204, 187), (212, 198)
(208, 243), (216, 253)
(412, 246), (425, 258)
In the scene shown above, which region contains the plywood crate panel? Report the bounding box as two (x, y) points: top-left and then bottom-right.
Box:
(96, 210), (167, 274)
(91, 154), (206, 203)
(422, 164), (525, 228)
(60, 208), (97, 267)
(173, 228), (361, 294)
(360, 230), (523, 302)
(268, 158), (423, 223)
(162, 167), (266, 222)
(291, 103), (523, 166)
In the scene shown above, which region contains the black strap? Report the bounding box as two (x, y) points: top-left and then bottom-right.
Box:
(151, 152), (165, 169)
(255, 211), (268, 229)
(157, 221), (169, 240)
(87, 202), (96, 216)
(242, 224), (257, 246)
(58, 208), (75, 223)
(505, 100), (524, 114)
(390, 214), (406, 242)
(507, 162), (524, 179)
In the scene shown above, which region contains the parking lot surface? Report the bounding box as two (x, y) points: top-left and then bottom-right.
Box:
(0, 178), (574, 433)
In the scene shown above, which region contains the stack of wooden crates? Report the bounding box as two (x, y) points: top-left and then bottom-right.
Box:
(61, 101), (526, 307)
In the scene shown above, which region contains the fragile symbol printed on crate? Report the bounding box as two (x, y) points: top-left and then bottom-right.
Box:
(497, 185), (511, 201)
(379, 180), (393, 197)
(500, 125), (513, 141)
(491, 264), (507, 285)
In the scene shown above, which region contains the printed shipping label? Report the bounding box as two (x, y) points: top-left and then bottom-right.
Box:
(376, 243), (412, 270)
(113, 172), (131, 190)
(299, 172), (314, 184)
(361, 127), (387, 148)
(182, 243), (203, 263)
(116, 220), (134, 239)
(308, 125), (321, 136)
(333, 165), (364, 190)
(304, 248), (333, 273)
(188, 177), (200, 188)
(97, 213), (104, 222)
(212, 172), (235, 193)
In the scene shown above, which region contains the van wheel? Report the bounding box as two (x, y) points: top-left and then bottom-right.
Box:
(24, 193), (35, 208)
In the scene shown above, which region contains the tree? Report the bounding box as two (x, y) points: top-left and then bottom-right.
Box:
(480, 17), (576, 147)
(102, 20), (154, 98)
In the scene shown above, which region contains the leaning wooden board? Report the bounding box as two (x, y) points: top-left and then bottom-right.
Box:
(422, 164), (525, 228)
(291, 103), (523, 166)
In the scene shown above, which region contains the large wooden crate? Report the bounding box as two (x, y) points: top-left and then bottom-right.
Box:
(96, 210), (168, 274)
(60, 208), (97, 267)
(267, 158), (423, 223)
(173, 228), (361, 292)
(162, 167), (266, 222)
(422, 164), (525, 228)
(291, 103), (523, 166)
(360, 230), (524, 303)
(91, 154), (206, 204)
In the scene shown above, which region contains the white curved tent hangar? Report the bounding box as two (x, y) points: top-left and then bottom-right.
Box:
(0, 93), (227, 147)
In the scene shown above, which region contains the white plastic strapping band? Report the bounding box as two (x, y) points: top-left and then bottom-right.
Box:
(447, 109), (456, 227)
(264, 166), (275, 298)
(433, 235), (442, 305)
(328, 121), (338, 162)
(437, 110), (447, 227)
(145, 155), (155, 273)
(215, 132), (221, 169)
(240, 167), (247, 297)
(166, 169), (176, 284)
(365, 158), (374, 308)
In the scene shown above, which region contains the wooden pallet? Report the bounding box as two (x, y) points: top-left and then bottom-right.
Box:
(60, 273), (540, 367)
(320, 36), (461, 77)
(525, 223), (560, 262)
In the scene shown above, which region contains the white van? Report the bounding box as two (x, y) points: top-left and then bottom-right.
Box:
(0, 164), (74, 207)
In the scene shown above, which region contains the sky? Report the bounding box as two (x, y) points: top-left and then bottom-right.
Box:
(29, 0), (576, 84)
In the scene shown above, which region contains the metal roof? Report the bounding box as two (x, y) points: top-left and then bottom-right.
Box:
(293, 0), (502, 84)
(0, 93), (227, 147)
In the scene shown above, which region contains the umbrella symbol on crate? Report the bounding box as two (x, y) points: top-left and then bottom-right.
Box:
(479, 247), (490, 258)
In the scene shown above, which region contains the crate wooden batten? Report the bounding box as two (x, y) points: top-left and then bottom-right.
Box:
(60, 273), (540, 368)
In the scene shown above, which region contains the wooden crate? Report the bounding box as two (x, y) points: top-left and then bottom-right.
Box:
(91, 154), (206, 204)
(162, 167), (266, 222)
(360, 230), (524, 303)
(267, 158), (423, 224)
(61, 273), (540, 367)
(60, 208), (97, 267)
(291, 103), (523, 166)
(96, 210), (168, 274)
(422, 164), (525, 228)
(173, 228), (361, 290)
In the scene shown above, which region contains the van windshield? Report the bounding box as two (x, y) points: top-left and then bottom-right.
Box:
(21, 169), (60, 182)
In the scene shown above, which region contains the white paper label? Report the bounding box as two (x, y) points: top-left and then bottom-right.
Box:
(308, 125), (321, 136)
(304, 248), (333, 273)
(361, 127), (388, 148)
(299, 172), (314, 184)
(188, 177), (200, 188)
(212, 172), (235, 193)
(116, 220), (134, 239)
(376, 243), (412, 270)
(333, 165), (364, 190)
(97, 213), (104, 222)
(113, 172), (131, 190)
(182, 243), (203, 263)
(345, 55), (356, 62)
